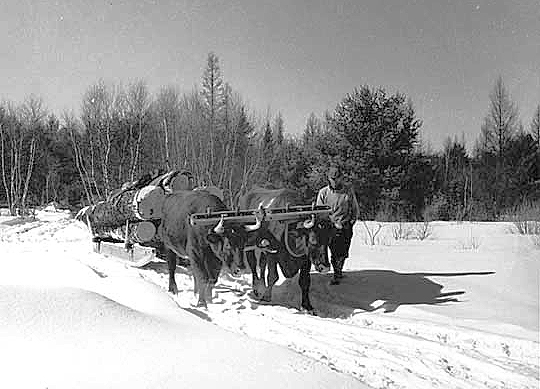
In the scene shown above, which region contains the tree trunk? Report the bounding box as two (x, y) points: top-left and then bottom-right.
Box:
(0, 124), (12, 213)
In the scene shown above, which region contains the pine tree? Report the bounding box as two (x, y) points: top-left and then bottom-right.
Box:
(326, 85), (423, 218)
(273, 112), (284, 146)
(261, 119), (274, 184)
(201, 52), (226, 183)
(303, 112), (321, 146)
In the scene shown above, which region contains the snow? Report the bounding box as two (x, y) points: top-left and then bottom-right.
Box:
(0, 211), (538, 389)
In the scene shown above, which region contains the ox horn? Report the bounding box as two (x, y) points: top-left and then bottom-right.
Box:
(245, 205), (264, 232)
(213, 215), (225, 234)
(303, 214), (315, 229)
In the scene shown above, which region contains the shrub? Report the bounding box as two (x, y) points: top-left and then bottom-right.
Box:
(506, 201), (540, 235)
(392, 222), (414, 240)
(362, 221), (384, 245)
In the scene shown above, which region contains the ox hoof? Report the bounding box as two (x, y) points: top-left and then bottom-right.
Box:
(260, 294), (272, 302)
(300, 306), (316, 316)
(190, 300), (208, 309)
(315, 265), (331, 274)
(169, 286), (178, 294)
(329, 278), (340, 286)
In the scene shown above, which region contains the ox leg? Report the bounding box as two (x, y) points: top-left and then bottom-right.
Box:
(298, 259), (315, 313)
(190, 265), (208, 308)
(261, 257), (278, 302)
(191, 259), (219, 308)
(194, 279), (217, 308)
(197, 280), (210, 308)
(246, 250), (266, 299)
(166, 249), (178, 294)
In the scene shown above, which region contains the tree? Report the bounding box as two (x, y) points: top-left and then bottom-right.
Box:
(475, 77), (522, 213)
(125, 80), (152, 181)
(478, 76), (520, 160)
(80, 80), (116, 198)
(504, 132), (539, 203)
(154, 85), (180, 170)
(201, 52), (226, 183)
(433, 135), (471, 220)
(303, 112), (322, 146)
(261, 119), (274, 184)
(273, 112), (284, 146)
(531, 105), (540, 149)
(19, 95), (47, 210)
(0, 96), (47, 215)
(65, 111), (97, 205)
(324, 85), (424, 219)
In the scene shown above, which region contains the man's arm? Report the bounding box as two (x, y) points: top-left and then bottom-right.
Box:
(350, 188), (360, 223)
(316, 186), (327, 206)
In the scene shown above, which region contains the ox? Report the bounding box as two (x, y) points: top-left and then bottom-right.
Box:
(160, 190), (260, 308)
(239, 188), (334, 313)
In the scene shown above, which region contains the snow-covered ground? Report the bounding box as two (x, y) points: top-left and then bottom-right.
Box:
(0, 211), (538, 389)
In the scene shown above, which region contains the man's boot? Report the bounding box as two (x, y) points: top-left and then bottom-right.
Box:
(330, 256), (344, 285)
(335, 256), (346, 279)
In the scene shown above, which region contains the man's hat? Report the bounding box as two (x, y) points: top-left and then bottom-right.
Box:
(327, 166), (341, 179)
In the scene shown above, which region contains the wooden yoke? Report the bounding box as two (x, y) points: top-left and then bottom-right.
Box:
(189, 204), (331, 227)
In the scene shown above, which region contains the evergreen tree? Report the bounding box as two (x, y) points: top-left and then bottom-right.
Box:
(433, 136), (471, 220)
(201, 52), (226, 183)
(303, 112), (322, 146)
(325, 85), (424, 219)
(273, 112), (284, 146)
(504, 131), (539, 203)
(261, 119), (275, 184)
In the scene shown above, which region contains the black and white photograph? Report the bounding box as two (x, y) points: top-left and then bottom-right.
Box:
(0, 1), (538, 388)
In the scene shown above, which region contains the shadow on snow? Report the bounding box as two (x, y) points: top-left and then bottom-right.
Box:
(268, 269), (495, 318)
(139, 260), (495, 320)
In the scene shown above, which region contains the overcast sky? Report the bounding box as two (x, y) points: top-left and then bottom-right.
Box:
(1, 0), (539, 150)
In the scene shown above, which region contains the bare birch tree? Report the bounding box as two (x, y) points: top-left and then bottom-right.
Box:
(531, 104), (540, 150)
(126, 80), (151, 181)
(63, 111), (96, 205)
(0, 97), (45, 215)
(81, 80), (116, 198)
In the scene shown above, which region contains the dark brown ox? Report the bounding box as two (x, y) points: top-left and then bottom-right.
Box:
(238, 188), (334, 313)
(160, 191), (253, 308)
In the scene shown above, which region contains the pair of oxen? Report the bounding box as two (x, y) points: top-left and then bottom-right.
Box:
(161, 187), (338, 314)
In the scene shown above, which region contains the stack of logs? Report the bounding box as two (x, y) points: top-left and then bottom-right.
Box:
(77, 169), (194, 246)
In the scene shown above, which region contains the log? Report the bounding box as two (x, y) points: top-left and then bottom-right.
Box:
(78, 169), (194, 242)
(92, 220), (160, 244)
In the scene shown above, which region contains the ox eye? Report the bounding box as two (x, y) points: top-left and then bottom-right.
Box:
(207, 233), (222, 244)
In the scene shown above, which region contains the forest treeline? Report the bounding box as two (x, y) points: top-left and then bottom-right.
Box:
(1, 52), (539, 221)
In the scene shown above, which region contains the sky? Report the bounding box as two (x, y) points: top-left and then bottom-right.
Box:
(1, 0), (539, 151)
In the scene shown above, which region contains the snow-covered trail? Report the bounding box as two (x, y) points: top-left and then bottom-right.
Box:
(135, 261), (538, 389)
(1, 215), (538, 389)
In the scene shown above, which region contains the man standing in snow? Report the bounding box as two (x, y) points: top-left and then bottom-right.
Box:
(316, 166), (360, 285)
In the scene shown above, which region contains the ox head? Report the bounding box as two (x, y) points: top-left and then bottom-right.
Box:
(280, 213), (334, 273)
(297, 215), (335, 273)
(206, 212), (264, 277)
